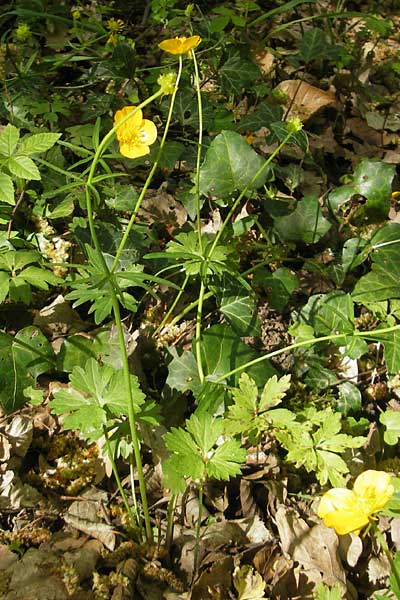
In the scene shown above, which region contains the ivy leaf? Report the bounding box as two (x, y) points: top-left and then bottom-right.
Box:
(0, 327), (54, 413)
(199, 131), (269, 197)
(218, 275), (260, 336)
(219, 53), (260, 94)
(274, 195), (331, 243)
(328, 159), (395, 221)
(298, 28), (328, 63)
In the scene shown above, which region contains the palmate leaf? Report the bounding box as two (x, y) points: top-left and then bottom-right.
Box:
(163, 413), (245, 493)
(51, 358), (145, 443)
(206, 440), (246, 480)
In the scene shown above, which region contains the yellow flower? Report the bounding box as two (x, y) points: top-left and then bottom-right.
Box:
(158, 35), (201, 55)
(317, 470), (394, 535)
(107, 18), (124, 33)
(114, 106), (157, 159)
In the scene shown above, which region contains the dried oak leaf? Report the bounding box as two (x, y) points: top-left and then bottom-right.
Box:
(275, 80), (337, 122)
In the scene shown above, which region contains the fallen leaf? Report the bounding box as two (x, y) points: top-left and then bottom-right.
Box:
(64, 488), (115, 550)
(275, 80), (336, 122)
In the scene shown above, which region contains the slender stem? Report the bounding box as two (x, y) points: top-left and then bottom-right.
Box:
(111, 59), (183, 272)
(165, 493), (177, 554)
(193, 481), (204, 581)
(169, 290), (213, 327)
(85, 95), (165, 544)
(103, 425), (141, 535)
(192, 49), (203, 254)
(195, 280), (206, 383)
(213, 324), (400, 384)
(153, 272), (190, 337)
(371, 521), (400, 594)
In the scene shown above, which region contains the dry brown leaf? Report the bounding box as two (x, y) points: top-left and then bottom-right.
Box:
(64, 488), (115, 550)
(139, 184), (187, 233)
(275, 80), (337, 122)
(275, 506), (346, 589)
(5, 415), (33, 458)
(252, 49), (275, 74)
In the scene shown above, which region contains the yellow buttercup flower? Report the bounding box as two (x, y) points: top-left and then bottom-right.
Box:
(317, 470), (394, 535)
(158, 35), (201, 56)
(114, 106), (157, 159)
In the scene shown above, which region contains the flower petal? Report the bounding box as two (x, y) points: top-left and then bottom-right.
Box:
(119, 141), (150, 159)
(159, 35), (201, 55)
(353, 470), (394, 514)
(317, 488), (369, 535)
(139, 119), (157, 145)
(114, 106), (143, 142)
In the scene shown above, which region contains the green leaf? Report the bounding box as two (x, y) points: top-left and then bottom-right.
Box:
(260, 374), (291, 410)
(298, 28), (328, 63)
(314, 582), (345, 600)
(274, 195), (331, 243)
(389, 552), (400, 599)
(199, 324), (277, 389)
(199, 131), (269, 197)
(237, 104), (283, 132)
(219, 275), (260, 336)
(51, 358), (144, 443)
(13, 326), (55, 379)
(7, 156), (41, 180)
(186, 413), (223, 454)
(367, 329), (400, 375)
(219, 53), (260, 94)
(255, 267), (298, 311)
(206, 439), (246, 480)
(18, 132), (61, 155)
(380, 410), (400, 445)
(0, 173), (15, 205)
(334, 382), (362, 416)
(299, 292), (354, 337)
(328, 159), (395, 221)
(0, 271), (10, 303)
(0, 124), (20, 157)
(0, 327), (54, 413)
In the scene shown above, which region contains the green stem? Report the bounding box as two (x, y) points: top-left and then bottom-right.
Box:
(193, 480), (204, 581)
(111, 59), (183, 272)
(153, 272), (190, 337)
(213, 324), (400, 384)
(169, 290), (213, 327)
(165, 493), (177, 554)
(85, 96), (165, 544)
(103, 425), (141, 536)
(195, 280), (206, 383)
(371, 521), (400, 594)
(192, 49), (203, 255)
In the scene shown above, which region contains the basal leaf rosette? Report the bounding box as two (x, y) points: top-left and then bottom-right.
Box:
(158, 35), (201, 56)
(114, 106), (157, 159)
(317, 470), (394, 535)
